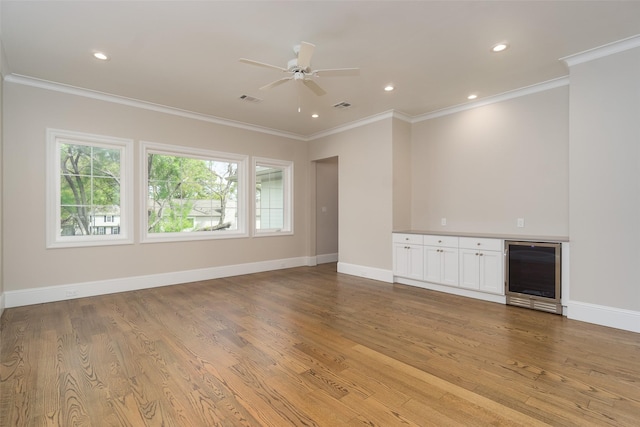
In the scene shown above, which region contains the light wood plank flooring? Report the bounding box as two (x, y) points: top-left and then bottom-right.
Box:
(1, 263), (639, 426)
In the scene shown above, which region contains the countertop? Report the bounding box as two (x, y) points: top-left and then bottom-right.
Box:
(393, 230), (569, 242)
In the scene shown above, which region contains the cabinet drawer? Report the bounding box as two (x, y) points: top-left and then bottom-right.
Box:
(459, 237), (502, 251)
(423, 235), (458, 247)
(393, 233), (423, 245)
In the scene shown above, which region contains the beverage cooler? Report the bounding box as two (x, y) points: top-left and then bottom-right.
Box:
(505, 241), (562, 314)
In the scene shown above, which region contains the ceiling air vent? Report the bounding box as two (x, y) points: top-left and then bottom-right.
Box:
(333, 101), (352, 109)
(239, 94), (263, 103)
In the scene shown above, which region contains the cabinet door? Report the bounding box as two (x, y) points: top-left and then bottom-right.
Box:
(424, 246), (442, 283)
(425, 246), (458, 286)
(440, 247), (459, 286)
(479, 250), (503, 294)
(393, 243), (408, 277)
(406, 245), (424, 280)
(459, 248), (480, 290)
(393, 243), (423, 280)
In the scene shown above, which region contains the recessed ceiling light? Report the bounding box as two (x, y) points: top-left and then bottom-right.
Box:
(467, 94), (478, 100)
(93, 52), (109, 61)
(311, 113), (319, 118)
(384, 85), (395, 92)
(491, 43), (509, 53)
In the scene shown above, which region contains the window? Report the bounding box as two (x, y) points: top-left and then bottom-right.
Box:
(141, 141), (248, 242)
(254, 157), (293, 235)
(46, 129), (133, 248)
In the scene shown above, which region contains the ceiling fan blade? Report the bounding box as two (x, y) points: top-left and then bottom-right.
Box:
(239, 58), (288, 72)
(313, 68), (360, 77)
(302, 79), (326, 96)
(297, 42), (315, 69)
(260, 77), (293, 91)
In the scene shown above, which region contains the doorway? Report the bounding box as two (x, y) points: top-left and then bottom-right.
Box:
(315, 157), (339, 264)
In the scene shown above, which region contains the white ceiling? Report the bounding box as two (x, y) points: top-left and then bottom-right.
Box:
(3, 1), (640, 138)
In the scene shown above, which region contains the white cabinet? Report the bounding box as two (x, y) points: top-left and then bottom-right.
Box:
(393, 234), (424, 280)
(392, 233), (506, 299)
(458, 237), (504, 294)
(423, 235), (459, 286)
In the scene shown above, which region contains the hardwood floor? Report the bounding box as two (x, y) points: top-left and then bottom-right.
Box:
(1, 263), (639, 426)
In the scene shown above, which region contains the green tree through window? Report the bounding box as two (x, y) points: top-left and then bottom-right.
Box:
(60, 143), (121, 236)
(47, 129), (133, 248)
(146, 153), (239, 234)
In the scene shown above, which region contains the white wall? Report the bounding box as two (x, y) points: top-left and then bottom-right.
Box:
(2, 82), (310, 298)
(392, 118), (412, 231)
(309, 118), (394, 281)
(410, 87), (570, 237)
(0, 25), (4, 317)
(568, 45), (640, 316)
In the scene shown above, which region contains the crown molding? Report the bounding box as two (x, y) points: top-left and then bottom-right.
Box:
(6, 72), (571, 140)
(6, 73), (411, 142)
(305, 110), (393, 140)
(412, 77), (569, 123)
(305, 110), (412, 141)
(4, 74), (308, 141)
(561, 34), (640, 67)
(391, 110), (413, 123)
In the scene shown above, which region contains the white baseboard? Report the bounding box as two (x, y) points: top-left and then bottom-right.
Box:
(567, 300), (640, 333)
(7, 258), (637, 335)
(4, 256), (314, 308)
(337, 262), (394, 283)
(316, 252), (338, 264)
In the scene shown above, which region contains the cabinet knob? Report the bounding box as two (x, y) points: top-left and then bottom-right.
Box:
(480, 253), (484, 256)
(477, 242), (481, 246)
(475, 252), (479, 256)
(438, 240), (442, 243)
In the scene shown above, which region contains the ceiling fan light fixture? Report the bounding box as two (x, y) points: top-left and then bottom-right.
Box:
(491, 42), (509, 53)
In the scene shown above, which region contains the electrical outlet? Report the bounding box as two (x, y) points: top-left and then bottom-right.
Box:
(441, 218), (447, 226)
(517, 218), (525, 228)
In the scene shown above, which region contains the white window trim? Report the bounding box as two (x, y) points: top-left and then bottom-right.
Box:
(46, 128), (134, 248)
(140, 141), (248, 243)
(253, 156), (293, 237)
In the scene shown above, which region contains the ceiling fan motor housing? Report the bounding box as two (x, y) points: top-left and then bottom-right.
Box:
(288, 58), (310, 73)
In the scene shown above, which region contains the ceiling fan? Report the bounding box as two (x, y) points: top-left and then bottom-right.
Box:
(239, 41), (359, 96)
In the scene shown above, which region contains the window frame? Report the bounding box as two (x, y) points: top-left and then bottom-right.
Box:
(253, 156), (293, 237)
(46, 128), (134, 248)
(140, 141), (248, 243)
